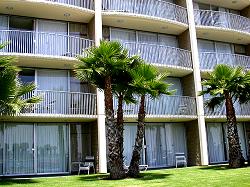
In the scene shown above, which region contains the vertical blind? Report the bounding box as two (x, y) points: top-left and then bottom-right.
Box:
(124, 123), (187, 168)
(0, 123), (69, 175)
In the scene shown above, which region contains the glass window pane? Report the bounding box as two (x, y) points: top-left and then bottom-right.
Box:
(9, 16), (33, 31)
(0, 15), (8, 30)
(4, 123), (34, 175)
(69, 23), (88, 38)
(70, 123), (92, 172)
(0, 123), (3, 175)
(19, 69), (35, 84)
(110, 28), (136, 42)
(37, 123), (69, 173)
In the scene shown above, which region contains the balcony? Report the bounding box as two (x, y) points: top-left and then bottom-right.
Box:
(21, 90), (97, 118)
(0, 30), (94, 68)
(123, 42), (193, 76)
(204, 100), (250, 120)
(114, 95), (197, 121)
(199, 52), (250, 73)
(102, 0), (188, 34)
(0, 0), (94, 23)
(194, 10), (250, 44)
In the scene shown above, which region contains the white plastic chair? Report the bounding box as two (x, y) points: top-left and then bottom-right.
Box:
(175, 153), (187, 168)
(78, 156), (95, 175)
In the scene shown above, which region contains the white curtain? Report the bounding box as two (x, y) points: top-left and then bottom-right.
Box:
(145, 124), (158, 167)
(198, 39), (215, 52)
(4, 123), (34, 175)
(207, 123), (226, 163)
(215, 42), (234, 66)
(145, 123), (187, 168)
(123, 124), (137, 166)
(37, 69), (68, 114)
(36, 20), (67, 56)
(0, 15), (9, 52)
(37, 69), (68, 91)
(0, 124), (3, 175)
(37, 123), (69, 173)
(148, 78), (182, 115)
(110, 28), (136, 42)
(237, 123), (247, 160)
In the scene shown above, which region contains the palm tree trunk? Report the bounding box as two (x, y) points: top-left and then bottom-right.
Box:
(117, 94), (125, 173)
(224, 91), (244, 168)
(128, 95), (146, 178)
(104, 76), (125, 179)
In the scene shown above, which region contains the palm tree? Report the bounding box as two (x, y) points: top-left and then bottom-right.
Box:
(0, 43), (41, 115)
(200, 64), (250, 168)
(127, 64), (173, 177)
(112, 55), (143, 173)
(75, 40), (131, 179)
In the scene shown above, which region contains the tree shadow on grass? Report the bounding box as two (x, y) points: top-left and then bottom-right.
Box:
(199, 165), (231, 170)
(135, 172), (172, 181)
(0, 179), (40, 185)
(78, 172), (172, 182)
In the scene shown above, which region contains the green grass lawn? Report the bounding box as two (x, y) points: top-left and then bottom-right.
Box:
(1, 165), (250, 187)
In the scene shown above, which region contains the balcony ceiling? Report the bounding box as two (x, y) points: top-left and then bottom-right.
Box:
(102, 12), (188, 35)
(0, 114), (98, 122)
(195, 0), (250, 10)
(124, 115), (198, 122)
(0, 53), (79, 69)
(205, 116), (250, 122)
(0, 0), (94, 23)
(196, 26), (250, 45)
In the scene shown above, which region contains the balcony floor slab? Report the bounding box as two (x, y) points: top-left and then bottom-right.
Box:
(0, 0), (94, 23)
(102, 12), (188, 35)
(196, 26), (250, 45)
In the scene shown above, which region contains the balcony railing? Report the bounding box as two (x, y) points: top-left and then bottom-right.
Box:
(199, 52), (250, 70)
(123, 42), (193, 69)
(22, 90), (97, 116)
(114, 95), (197, 116)
(46, 0), (94, 9)
(194, 10), (250, 33)
(204, 99), (250, 117)
(0, 30), (94, 57)
(102, 0), (188, 24)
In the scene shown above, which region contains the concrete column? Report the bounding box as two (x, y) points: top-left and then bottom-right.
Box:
(186, 0), (209, 166)
(95, 0), (107, 173)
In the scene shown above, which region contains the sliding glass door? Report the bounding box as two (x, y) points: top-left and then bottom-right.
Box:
(145, 123), (187, 168)
(1, 123), (69, 175)
(4, 123), (34, 175)
(124, 123), (187, 168)
(0, 124), (3, 175)
(37, 123), (69, 173)
(207, 123), (226, 163)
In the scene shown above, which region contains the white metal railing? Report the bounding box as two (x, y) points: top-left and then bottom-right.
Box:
(114, 95), (197, 116)
(204, 98), (250, 116)
(102, 0), (188, 24)
(123, 42), (193, 68)
(0, 30), (94, 57)
(199, 52), (250, 70)
(194, 10), (250, 33)
(46, 0), (94, 9)
(22, 90), (97, 115)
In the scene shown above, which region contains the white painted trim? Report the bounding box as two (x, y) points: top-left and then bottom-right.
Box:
(95, 0), (107, 173)
(186, 0), (208, 166)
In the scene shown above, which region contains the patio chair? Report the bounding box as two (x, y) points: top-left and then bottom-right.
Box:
(78, 156), (95, 175)
(175, 152), (187, 168)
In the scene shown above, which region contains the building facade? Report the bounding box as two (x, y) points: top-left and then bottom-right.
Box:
(0, 0), (249, 176)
